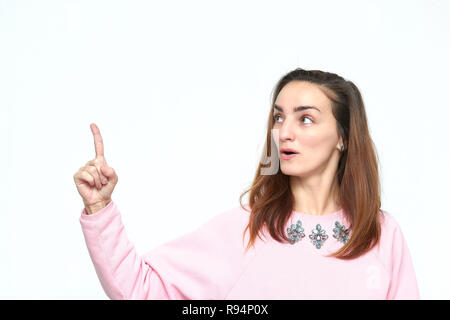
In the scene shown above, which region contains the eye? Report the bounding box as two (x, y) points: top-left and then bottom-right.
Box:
(272, 113), (313, 125)
(273, 114), (282, 123)
(302, 116), (313, 124)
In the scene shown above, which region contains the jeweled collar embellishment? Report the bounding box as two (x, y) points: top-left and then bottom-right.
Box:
(332, 221), (350, 245)
(287, 220), (350, 249)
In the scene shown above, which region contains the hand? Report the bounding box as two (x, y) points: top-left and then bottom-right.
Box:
(73, 123), (119, 213)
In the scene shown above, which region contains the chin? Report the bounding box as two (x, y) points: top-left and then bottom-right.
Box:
(280, 167), (303, 175)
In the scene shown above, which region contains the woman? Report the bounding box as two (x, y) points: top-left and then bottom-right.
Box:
(73, 68), (420, 299)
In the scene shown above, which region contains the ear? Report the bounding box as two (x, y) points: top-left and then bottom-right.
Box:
(337, 137), (345, 151)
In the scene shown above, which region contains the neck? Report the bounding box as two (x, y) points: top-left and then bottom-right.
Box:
(290, 175), (341, 216)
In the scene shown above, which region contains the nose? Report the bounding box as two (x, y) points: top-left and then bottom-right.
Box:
(278, 117), (296, 143)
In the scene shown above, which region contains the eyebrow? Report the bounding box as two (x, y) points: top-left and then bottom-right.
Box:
(273, 104), (321, 113)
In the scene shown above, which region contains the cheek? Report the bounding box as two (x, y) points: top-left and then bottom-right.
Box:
(297, 128), (336, 151)
(298, 132), (319, 147)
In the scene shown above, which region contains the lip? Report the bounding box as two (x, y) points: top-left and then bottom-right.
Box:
(280, 148), (299, 154)
(280, 152), (297, 160)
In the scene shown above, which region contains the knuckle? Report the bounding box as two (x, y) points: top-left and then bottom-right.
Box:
(87, 166), (97, 175)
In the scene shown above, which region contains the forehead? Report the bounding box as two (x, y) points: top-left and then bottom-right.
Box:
(274, 81), (332, 112)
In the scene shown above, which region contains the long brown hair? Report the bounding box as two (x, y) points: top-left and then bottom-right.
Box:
(239, 68), (383, 260)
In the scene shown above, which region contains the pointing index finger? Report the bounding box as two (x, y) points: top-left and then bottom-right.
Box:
(90, 123), (104, 158)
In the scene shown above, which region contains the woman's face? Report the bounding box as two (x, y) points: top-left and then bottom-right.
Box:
(272, 80), (342, 177)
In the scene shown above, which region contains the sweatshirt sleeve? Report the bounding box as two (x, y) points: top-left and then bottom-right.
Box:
(385, 216), (421, 300)
(79, 200), (254, 300)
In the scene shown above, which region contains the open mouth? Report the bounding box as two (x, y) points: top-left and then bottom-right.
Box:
(280, 151), (298, 160)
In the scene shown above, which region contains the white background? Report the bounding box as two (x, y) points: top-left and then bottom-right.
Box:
(1, 0), (449, 299)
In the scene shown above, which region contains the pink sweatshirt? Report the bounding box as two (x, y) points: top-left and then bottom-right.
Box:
(79, 200), (420, 299)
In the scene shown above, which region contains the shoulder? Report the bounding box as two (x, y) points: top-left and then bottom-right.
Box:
(142, 205), (254, 299)
(144, 205), (252, 259)
(378, 209), (403, 236)
(374, 209), (409, 255)
(195, 204), (251, 236)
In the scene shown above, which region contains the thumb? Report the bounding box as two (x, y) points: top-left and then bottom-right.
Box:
(100, 165), (116, 179)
